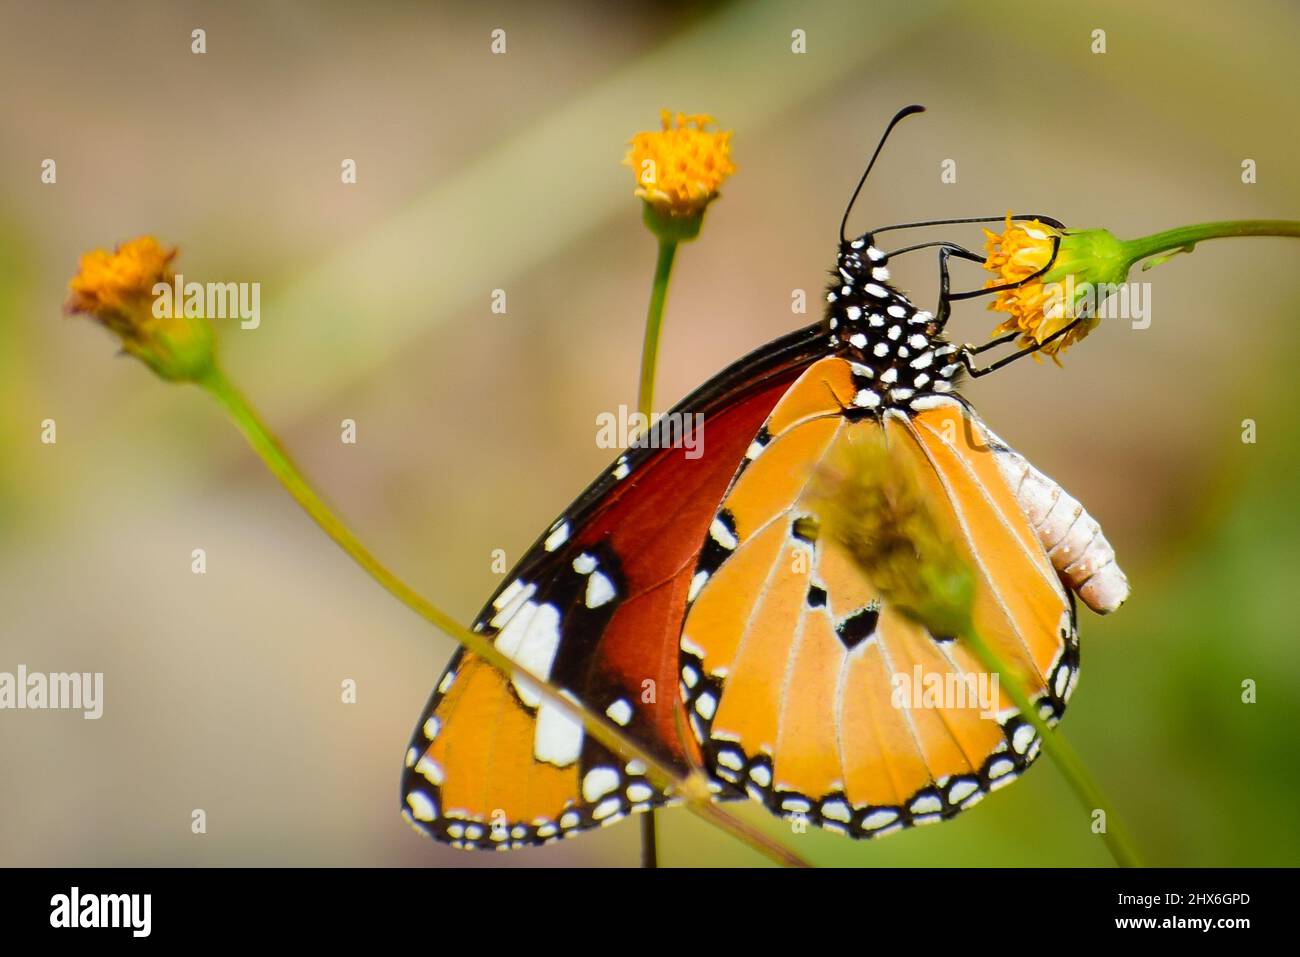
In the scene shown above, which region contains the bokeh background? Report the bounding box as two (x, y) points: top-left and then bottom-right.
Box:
(2, 0), (1298, 867)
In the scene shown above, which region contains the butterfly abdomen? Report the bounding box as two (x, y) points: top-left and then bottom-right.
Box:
(989, 440), (1130, 614)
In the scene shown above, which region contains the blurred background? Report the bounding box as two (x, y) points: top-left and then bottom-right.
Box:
(1, 0), (1298, 867)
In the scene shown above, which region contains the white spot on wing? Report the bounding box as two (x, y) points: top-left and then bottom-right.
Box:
(605, 698), (633, 726)
(582, 766), (621, 803)
(716, 749), (744, 771)
(415, 755), (444, 785)
(862, 809), (898, 830)
(492, 578), (524, 611)
(499, 602), (562, 708)
(586, 571), (616, 608)
(910, 793), (942, 815)
(1012, 723), (1036, 755)
(543, 521), (570, 552)
(489, 581), (537, 628)
(821, 800), (852, 823)
(695, 691), (717, 720)
(626, 782), (653, 803)
(949, 779), (979, 804)
(534, 698), (584, 766)
(710, 517), (738, 551)
(406, 790), (437, 822)
(988, 757), (1015, 780)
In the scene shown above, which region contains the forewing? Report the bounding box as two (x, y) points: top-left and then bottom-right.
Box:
(401, 324), (825, 849)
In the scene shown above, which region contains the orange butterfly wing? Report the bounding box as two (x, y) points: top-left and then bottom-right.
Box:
(678, 357), (1116, 835)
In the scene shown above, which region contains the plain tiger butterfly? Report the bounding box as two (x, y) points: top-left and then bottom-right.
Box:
(400, 106), (1129, 850)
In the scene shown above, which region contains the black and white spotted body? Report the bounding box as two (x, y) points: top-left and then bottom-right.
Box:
(825, 235), (963, 414)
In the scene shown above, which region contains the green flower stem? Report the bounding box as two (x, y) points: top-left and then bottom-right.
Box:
(1120, 219), (1300, 271)
(635, 235), (678, 869)
(636, 237), (678, 421)
(197, 365), (808, 869)
(961, 625), (1143, 868)
(633, 212), (698, 869)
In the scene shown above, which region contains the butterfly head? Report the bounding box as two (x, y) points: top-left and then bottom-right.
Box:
(824, 106), (965, 411)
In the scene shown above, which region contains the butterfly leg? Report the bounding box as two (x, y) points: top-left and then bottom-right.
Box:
(934, 243), (985, 330)
(880, 240), (983, 331)
(946, 235), (1062, 302)
(942, 233), (1071, 375)
(958, 314), (1091, 377)
(882, 231), (1073, 375)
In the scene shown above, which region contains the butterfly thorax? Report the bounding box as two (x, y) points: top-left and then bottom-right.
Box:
(824, 235), (962, 413)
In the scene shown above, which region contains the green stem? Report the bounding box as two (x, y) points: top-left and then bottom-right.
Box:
(1121, 219), (1300, 270)
(201, 369), (457, 641)
(635, 237), (678, 869)
(636, 238), (678, 421)
(197, 365), (808, 869)
(961, 626), (1143, 868)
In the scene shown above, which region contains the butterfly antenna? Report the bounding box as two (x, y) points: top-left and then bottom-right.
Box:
(839, 104), (926, 245)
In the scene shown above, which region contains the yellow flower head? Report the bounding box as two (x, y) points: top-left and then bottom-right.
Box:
(67, 236), (176, 332)
(624, 111), (735, 231)
(982, 215), (1129, 363)
(66, 236), (214, 383)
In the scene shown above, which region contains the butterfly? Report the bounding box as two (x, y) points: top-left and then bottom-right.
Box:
(399, 106), (1128, 850)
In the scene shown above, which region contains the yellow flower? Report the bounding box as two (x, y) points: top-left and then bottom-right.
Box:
(67, 237), (175, 329)
(982, 215), (1129, 362)
(66, 236), (215, 383)
(624, 110), (735, 238)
